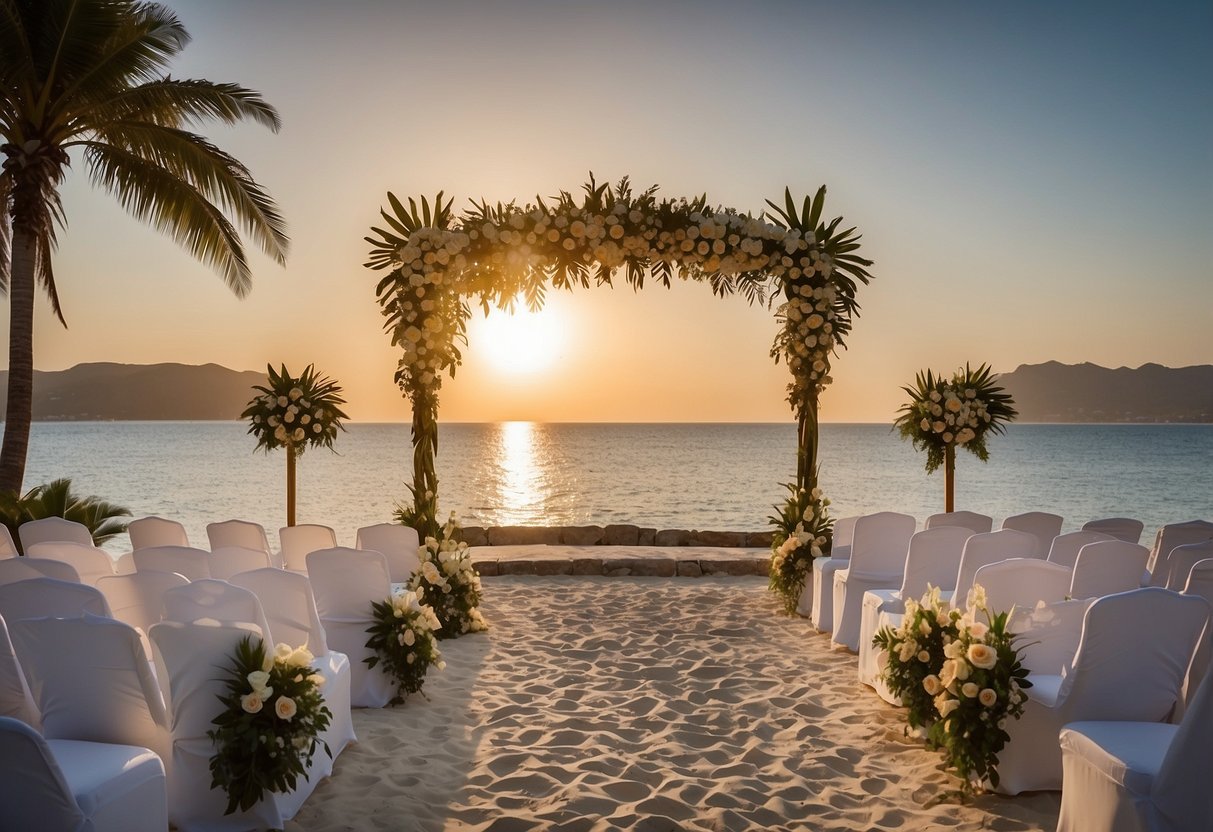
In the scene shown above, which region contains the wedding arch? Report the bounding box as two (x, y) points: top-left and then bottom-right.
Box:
(364, 176), (873, 542)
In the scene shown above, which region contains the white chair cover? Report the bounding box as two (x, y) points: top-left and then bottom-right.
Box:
(1071, 541), (1152, 600)
(230, 568), (356, 761)
(806, 516), (857, 631)
(355, 523), (422, 584)
(1082, 517), (1145, 545)
(0, 715), (168, 832)
(206, 519), (274, 567)
(996, 588), (1210, 794)
(1000, 511), (1064, 558)
(1047, 530), (1116, 570)
(925, 510), (993, 534)
(280, 524), (338, 573)
(10, 615), (170, 768)
(831, 511), (916, 651)
(972, 558), (1072, 612)
(0, 614), (39, 728)
(1162, 541), (1213, 591)
(150, 621), (318, 831)
(18, 517), (93, 550)
(132, 545), (212, 582)
(307, 547), (395, 708)
(127, 516), (190, 550)
(161, 579), (273, 645)
(1009, 598), (1094, 677)
(96, 571), (189, 660)
(0, 525), (17, 558)
(208, 546), (270, 580)
(949, 528), (1039, 608)
(26, 541), (116, 587)
(0, 577), (110, 622)
(1147, 520), (1213, 588)
(0, 556), (80, 585)
(1181, 559), (1213, 714)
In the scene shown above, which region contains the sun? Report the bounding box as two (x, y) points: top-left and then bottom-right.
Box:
(475, 298), (562, 374)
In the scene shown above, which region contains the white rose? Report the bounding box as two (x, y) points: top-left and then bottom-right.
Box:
(935, 695), (959, 718)
(979, 688), (998, 707)
(246, 670), (271, 692)
(289, 388), (303, 401)
(275, 696), (297, 721)
(293, 428), (305, 441)
(962, 682), (980, 698)
(923, 674), (942, 695)
(313, 423), (322, 433)
(967, 643), (997, 670)
(968, 621), (988, 640)
(403, 628), (416, 646)
(274, 426), (287, 441)
(241, 693), (264, 714)
(917, 650), (930, 663)
(277, 395), (288, 407)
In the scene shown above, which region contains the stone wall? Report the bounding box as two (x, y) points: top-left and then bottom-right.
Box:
(460, 524), (774, 548)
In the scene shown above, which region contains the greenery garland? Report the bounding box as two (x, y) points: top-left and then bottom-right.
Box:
(404, 512), (488, 638)
(364, 589), (445, 705)
(768, 482), (833, 614)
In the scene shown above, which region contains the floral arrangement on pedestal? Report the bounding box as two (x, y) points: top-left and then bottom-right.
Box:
(894, 363), (1017, 512)
(768, 482), (833, 615)
(872, 585), (959, 735)
(241, 364), (348, 527)
(208, 636), (332, 814)
(364, 589), (445, 705)
(405, 512), (488, 638)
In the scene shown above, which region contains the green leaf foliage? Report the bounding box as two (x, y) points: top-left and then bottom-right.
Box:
(0, 477), (131, 551)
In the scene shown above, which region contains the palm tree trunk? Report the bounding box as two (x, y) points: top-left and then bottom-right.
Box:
(0, 228), (37, 494)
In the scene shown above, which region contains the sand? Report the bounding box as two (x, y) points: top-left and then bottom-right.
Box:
(286, 576), (1059, 832)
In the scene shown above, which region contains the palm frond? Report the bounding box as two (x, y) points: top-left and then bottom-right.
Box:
(79, 77), (280, 131)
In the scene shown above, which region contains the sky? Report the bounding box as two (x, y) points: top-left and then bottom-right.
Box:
(8, 0), (1211, 422)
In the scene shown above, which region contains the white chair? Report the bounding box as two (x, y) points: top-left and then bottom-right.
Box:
(207, 519), (274, 566)
(1047, 530), (1116, 570)
(280, 524), (338, 573)
(1181, 559), (1213, 712)
(1147, 520), (1213, 588)
(10, 615), (171, 769)
(948, 528), (1040, 608)
(161, 579), (273, 644)
(808, 514), (857, 631)
(995, 588), (1210, 795)
(132, 545), (212, 582)
(1082, 517), (1145, 545)
(831, 511), (916, 651)
(0, 556), (80, 585)
(0, 715), (167, 832)
(307, 547), (395, 708)
(17, 517), (94, 550)
(355, 523), (422, 584)
(925, 510), (993, 534)
(231, 568), (356, 762)
(97, 571), (189, 660)
(1071, 541), (1152, 600)
(857, 525), (972, 692)
(26, 540), (116, 586)
(1057, 662), (1213, 832)
(0, 614), (39, 728)
(208, 545), (271, 580)
(1163, 541), (1213, 592)
(1000, 511), (1064, 558)
(1009, 598), (1095, 678)
(0, 525), (17, 558)
(150, 621), (319, 830)
(127, 515), (190, 550)
(0, 577), (110, 621)
(972, 558), (1072, 612)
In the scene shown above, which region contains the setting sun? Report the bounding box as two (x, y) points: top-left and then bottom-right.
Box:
(473, 298), (562, 374)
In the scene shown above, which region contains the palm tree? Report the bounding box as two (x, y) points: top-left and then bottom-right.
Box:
(0, 0), (288, 493)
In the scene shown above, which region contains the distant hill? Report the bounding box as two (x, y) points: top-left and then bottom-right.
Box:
(999, 362), (1213, 423)
(0, 362), (263, 421)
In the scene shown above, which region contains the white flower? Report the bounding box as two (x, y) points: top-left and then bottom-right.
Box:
(936, 694), (960, 718)
(917, 650), (930, 663)
(241, 693), (264, 714)
(289, 388), (303, 401)
(403, 628), (416, 647)
(923, 674), (942, 695)
(968, 621), (989, 640)
(275, 696), (297, 721)
(967, 643), (997, 670)
(962, 682), (980, 698)
(979, 688), (998, 707)
(277, 395), (288, 407)
(246, 670), (271, 692)
(293, 428), (305, 441)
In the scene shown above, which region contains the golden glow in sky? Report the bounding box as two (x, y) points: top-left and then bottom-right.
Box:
(473, 298), (563, 376)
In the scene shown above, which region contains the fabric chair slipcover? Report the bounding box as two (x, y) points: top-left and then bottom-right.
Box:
(307, 547), (395, 708)
(995, 588), (1210, 794)
(924, 510), (993, 534)
(0, 614), (39, 728)
(355, 523), (422, 584)
(206, 519), (274, 566)
(857, 525), (972, 692)
(1071, 541), (1152, 600)
(18, 517), (94, 551)
(0, 525), (17, 558)
(1056, 662), (1213, 832)
(208, 545), (271, 580)
(0, 578), (110, 622)
(1007, 598), (1093, 679)
(948, 529), (1040, 608)
(1147, 520), (1213, 588)
(0, 715), (168, 832)
(230, 568), (356, 761)
(26, 541), (116, 587)
(971, 558), (1072, 612)
(150, 621), (323, 830)
(1082, 517), (1145, 545)
(1162, 540), (1213, 592)
(96, 571), (189, 659)
(808, 515), (858, 630)
(0, 556), (80, 585)
(1047, 530), (1116, 570)
(280, 524), (338, 573)
(1181, 559), (1213, 712)
(161, 579), (273, 645)
(1000, 511), (1064, 558)
(127, 515), (190, 550)
(831, 511), (916, 651)
(132, 545), (212, 582)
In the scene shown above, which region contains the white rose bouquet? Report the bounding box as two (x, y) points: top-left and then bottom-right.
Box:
(767, 481), (833, 615)
(873, 585), (961, 735)
(364, 589), (445, 705)
(208, 636), (332, 814)
(407, 512), (488, 637)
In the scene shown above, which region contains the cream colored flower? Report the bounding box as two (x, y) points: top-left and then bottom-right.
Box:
(275, 696), (297, 721)
(287, 646), (314, 668)
(962, 682), (980, 698)
(923, 674), (942, 695)
(403, 628), (416, 647)
(240, 693), (263, 714)
(968, 621), (989, 640)
(935, 695), (959, 718)
(246, 670), (270, 692)
(968, 643), (997, 670)
(917, 650), (930, 663)
(979, 688), (998, 707)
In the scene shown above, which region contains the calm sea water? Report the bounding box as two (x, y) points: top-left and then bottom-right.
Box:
(22, 422), (1213, 553)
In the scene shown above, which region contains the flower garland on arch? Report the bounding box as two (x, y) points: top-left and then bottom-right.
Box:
(364, 177), (873, 575)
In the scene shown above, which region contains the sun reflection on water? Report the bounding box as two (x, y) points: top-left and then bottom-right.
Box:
(497, 421), (544, 525)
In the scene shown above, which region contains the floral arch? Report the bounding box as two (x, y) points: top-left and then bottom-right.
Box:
(364, 177), (873, 569)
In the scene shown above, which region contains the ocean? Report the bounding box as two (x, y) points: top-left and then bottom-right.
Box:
(21, 422), (1213, 553)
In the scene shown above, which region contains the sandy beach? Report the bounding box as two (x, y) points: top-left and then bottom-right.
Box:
(285, 575), (1059, 831)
